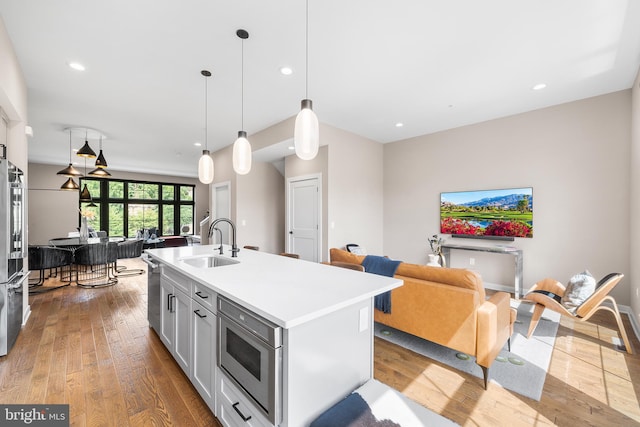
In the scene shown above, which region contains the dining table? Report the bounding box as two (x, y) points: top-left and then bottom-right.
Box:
(49, 236), (125, 249)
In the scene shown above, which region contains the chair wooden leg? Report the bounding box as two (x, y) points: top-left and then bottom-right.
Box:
(527, 303), (545, 338)
(610, 302), (633, 354)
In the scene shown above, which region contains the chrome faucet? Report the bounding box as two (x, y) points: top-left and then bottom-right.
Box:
(213, 227), (223, 255)
(208, 218), (239, 257)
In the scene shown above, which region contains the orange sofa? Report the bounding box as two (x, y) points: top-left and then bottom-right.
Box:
(330, 248), (517, 388)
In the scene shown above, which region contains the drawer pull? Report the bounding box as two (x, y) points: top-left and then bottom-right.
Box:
(232, 402), (252, 422)
(195, 291), (209, 299)
(194, 309), (206, 319)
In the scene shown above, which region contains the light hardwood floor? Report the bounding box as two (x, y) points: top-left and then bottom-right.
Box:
(2, 259), (640, 426)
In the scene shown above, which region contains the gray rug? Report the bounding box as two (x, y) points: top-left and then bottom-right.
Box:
(374, 301), (560, 401)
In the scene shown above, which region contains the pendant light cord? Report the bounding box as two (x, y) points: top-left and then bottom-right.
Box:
(241, 37), (244, 130)
(305, 0), (309, 99)
(68, 130), (73, 163)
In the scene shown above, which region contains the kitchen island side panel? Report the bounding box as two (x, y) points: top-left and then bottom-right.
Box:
(282, 298), (374, 427)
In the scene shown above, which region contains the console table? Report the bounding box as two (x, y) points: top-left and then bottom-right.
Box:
(441, 243), (523, 298)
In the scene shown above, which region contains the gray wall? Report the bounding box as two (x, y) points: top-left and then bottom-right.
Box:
(236, 161), (285, 254)
(384, 90), (632, 305)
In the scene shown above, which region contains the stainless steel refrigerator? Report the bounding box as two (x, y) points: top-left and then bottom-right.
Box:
(0, 159), (26, 356)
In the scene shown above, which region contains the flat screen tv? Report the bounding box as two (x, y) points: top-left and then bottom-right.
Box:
(440, 187), (533, 239)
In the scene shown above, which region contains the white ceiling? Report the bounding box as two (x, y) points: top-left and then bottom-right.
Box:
(2, 0), (640, 178)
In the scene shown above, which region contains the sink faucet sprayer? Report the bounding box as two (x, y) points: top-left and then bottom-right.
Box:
(208, 218), (239, 257)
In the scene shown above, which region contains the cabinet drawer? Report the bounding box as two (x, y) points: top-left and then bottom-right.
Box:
(192, 281), (216, 312)
(162, 267), (191, 295)
(217, 372), (272, 427)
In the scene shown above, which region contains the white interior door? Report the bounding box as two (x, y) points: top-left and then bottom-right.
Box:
(213, 181), (231, 245)
(287, 175), (320, 262)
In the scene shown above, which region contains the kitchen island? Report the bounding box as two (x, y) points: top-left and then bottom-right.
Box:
(145, 245), (402, 427)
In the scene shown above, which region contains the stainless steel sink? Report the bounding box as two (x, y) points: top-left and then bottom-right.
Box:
(179, 254), (240, 268)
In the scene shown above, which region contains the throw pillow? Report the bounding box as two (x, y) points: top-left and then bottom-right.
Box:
(561, 270), (596, 313)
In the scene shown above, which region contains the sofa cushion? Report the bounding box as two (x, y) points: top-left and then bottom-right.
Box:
(330, 248), (366, 265)
(561, 270), (596, 313)
(396, 263), (482, 292)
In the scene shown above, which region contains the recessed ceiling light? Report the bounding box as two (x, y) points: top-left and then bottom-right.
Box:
(194, 142), (202, 147)
(395, 122), (404, 128)
(288, 146), (295, 150)
(532, 83), (547, 91)
(280, 66), (293, 76)
(68, 62), (86, 71)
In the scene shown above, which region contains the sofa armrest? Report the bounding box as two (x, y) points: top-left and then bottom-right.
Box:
(375, 276), (481, 355)
(476, 292), (514, 369)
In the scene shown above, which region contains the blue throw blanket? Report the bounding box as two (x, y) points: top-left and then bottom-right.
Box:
(309, 392), (401, 427)
(362, 255), (401, 314)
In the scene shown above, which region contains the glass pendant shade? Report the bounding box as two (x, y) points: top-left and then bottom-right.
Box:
(77, 139), (97, 158)
(233, 131), (252, 175)
(57, 163), (82, 177)
(294, 99), (319, 160)
(198, 150), (214, 184)
(79, 184), (92, 202)
(94, 150), (108, 168)
(89, 167), (111, 177)
(60, 177), (80, 191)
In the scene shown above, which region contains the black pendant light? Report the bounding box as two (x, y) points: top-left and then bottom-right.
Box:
(60, 177), (80, 191)
(94, 135), (108, 168)
(57, 129), (82, 177)
(89, 167), (112, 177)
(79, 158), (92, 202)
(77, 130), (96, 158)
(79, 184), (92, 202)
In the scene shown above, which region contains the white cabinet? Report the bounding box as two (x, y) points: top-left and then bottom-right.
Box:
(192, 299), (216, 412)
(217, 370), (271, 427)
(160, 270), (191, 376)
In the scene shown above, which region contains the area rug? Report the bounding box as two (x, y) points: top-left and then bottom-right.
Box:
(374, 301), (560, 401)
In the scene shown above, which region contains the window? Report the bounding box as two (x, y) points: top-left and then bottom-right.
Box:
(79, 178), (195, 238)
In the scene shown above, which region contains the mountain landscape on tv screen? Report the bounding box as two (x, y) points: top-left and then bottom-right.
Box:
(440, 190), (533, 238)
(457, 194), (533, 210)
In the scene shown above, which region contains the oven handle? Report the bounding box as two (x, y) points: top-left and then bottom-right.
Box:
(232, 402), (252, 422)
(141, 256), (159, 269)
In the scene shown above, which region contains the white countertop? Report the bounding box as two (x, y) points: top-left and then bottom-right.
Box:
(145, 245), (403, 329)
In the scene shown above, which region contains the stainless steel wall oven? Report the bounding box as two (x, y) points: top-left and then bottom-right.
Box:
(217, 296), (282, 425)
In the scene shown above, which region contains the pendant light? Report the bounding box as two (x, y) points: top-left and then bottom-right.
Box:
(198, 70), (214, 184)
(79, 158), (92, 202)
(294, 0), (319, 160)
(77, 129), (97, 158)
(89, 167), (112, 177)
(89, 134), (112, 176)
(233, 29), (252, 175)
(58, 129), (82, 178)
(60, 177), (80, 191)
(94, 135), (108, 168)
